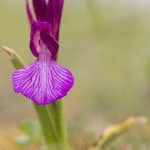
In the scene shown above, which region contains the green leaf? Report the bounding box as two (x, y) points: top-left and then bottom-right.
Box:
(19, 121), (42, 143)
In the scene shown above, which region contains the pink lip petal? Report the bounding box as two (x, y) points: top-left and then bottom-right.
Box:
(12, 54), (74, 105)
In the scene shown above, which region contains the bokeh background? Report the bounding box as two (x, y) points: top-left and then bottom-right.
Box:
(1, 0), (150, 149)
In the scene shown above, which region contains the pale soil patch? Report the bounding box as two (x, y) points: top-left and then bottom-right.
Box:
(0, 125), (21, 150)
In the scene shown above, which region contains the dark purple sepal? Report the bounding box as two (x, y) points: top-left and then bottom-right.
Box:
(32, 0), (47, 21)
(25, 0), (34, 26)
(45, 0), (55, 27)
(45, 0), (64, 40)
(56, 0), (64, 41)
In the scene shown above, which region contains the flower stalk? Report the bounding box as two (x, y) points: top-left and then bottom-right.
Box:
(48, 100), (68, 148)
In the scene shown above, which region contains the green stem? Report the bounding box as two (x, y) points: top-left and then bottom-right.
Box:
(34, 104), (60, 148)
(48, 100), (68, 149)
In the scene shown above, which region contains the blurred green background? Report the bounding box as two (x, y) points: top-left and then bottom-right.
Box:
(1, 0), (150, 149)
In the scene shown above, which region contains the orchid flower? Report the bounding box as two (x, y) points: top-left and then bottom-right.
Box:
(12, 0), (74, 105)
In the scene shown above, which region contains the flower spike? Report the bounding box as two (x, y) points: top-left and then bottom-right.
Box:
(17, 1), (74, 105)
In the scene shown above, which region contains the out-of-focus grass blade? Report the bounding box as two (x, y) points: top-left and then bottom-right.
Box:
(88, 117), (147, 150)
(2, 46), (25, 69)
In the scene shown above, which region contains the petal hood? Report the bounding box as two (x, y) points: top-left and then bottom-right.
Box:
(30, 21), (59, 59)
